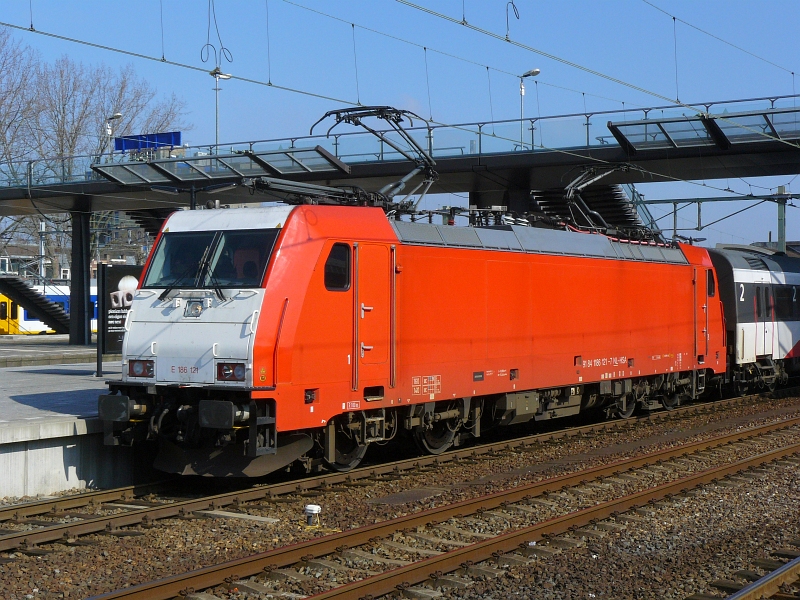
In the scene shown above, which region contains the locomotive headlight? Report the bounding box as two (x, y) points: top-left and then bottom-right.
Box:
(129, 359), (155, 378)
(216, 362), (246, 382)
(185, 300), (204, 318)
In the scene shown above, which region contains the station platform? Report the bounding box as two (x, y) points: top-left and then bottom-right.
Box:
(0, 354), (143, 499)
(0, 334), (118, 368)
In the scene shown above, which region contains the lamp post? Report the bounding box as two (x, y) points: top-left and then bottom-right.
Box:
(210, 67), (232, 153)
(104, 112), (122, 159)
(519, 68), (540, 149)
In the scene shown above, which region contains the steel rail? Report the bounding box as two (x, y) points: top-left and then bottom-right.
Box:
(725, 554), (800, 600)
(2, 406), (796, 553)
(0, 393), (792, 552)
(85, 420), (800, 599)
(0, 389), (783, 526)
(0, 481), (171, 522)
(308, 442), (800, 600)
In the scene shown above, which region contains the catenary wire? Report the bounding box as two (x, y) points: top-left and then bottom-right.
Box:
(641, 0), (797, 75)
(280, 0), (641, 108)
(394, 0), (800, 151)
(0, 14), (792, 241)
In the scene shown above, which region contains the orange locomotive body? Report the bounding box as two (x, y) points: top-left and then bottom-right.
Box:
(100, 204), (726, 476)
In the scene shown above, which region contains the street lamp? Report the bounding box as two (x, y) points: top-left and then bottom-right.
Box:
(104, 112), (123, 158)
(519, 68), (540, 149)
(209, 67), (232, 153)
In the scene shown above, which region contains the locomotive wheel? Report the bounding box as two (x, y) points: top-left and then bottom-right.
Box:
(661, 393), (680, 410)
(325, 422), (368, 472)
(613, 395), (636, 419)
(413, 423), (457, 455)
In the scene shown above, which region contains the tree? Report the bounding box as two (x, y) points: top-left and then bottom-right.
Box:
(0, 29), (191, 278)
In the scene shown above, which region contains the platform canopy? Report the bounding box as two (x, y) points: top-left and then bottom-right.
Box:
(1, 101), (799, 216)
(91, 145), (349, 186)
(607, 107), (800, 154)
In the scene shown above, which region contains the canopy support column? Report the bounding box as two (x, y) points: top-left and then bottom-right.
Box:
(69, 195), (92, 345)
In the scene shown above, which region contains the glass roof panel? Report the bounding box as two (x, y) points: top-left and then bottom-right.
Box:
(716, 114), (773, 143)
(124, 162), (172, 183)
(768, 111), (800, 140)
(216, 155), (271, 176)
(93, 165), (150, 184)
(154, 159), (209, 181)
(613, 123), (673, 149)
(261, 152), (307, 174)
(248, 148), (342, 174)
(287, 150), (339, 171)
(660, 119), (712, 147)
(156, 157), (240, 181)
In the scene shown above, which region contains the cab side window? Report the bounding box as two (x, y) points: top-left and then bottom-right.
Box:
(706, 270), (715, 297)
(324, 243), (351, 291)
(0, 302), (6, 320)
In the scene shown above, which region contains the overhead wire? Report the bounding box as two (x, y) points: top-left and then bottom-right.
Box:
(641, 0), (797, 75)
(394, 0), (800, 151)
(0, 7), (792, 242)
(423, 47), (433, 120)
(280, 0), (640, 108)
(265, 0), (272, 84)
(672, 16), (679, 102)
(0, 19), (360, 107)
(351, 24), (361, 105)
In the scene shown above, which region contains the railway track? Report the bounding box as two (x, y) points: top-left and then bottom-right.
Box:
(722, 554), (800, 599)
(0, 389), (800, 560)
(685, 541), (800, 600)
(0, 392), (787, 556)
(85, 415), (800, 599)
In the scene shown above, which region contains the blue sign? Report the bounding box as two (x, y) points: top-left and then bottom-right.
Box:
(114, 131), (182, 152)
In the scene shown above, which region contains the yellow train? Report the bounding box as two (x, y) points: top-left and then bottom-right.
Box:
(0, 288), (98, 334)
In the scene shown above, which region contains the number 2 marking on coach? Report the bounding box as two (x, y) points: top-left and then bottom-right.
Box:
(739, 284), (744, 301)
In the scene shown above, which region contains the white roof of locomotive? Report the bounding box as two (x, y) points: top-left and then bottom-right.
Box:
(162, 205), (295, 233)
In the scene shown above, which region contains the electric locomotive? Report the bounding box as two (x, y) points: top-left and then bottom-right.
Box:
(99, 202), (728, 476)
(97, 105), (735, 478)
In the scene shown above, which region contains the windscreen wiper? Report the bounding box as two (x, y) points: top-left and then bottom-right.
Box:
(158, 263), (200, 301)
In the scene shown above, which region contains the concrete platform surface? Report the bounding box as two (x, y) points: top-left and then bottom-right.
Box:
(0, 361), (137, 498)
(0, 361), (121, 443)
(0, 334), (120, 367)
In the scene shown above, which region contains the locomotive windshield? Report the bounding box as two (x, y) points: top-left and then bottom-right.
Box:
(143, 229), (280, 289)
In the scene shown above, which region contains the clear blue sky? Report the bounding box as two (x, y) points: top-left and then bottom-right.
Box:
(3, 0), (799, 247)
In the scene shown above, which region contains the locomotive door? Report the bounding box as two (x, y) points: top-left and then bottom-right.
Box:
(352, 243), (392, 391)
(694, 268), (709, 361)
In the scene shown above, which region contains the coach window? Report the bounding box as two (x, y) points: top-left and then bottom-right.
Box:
(766, 287), (773, 318)
(324, 243), (351, 291)
(756, 286), (762, 319)
(706, 270), (715, 297)
(776, 286), (792, 320)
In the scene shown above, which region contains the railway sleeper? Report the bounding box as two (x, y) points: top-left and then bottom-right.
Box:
(427, 574), (473, 588)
